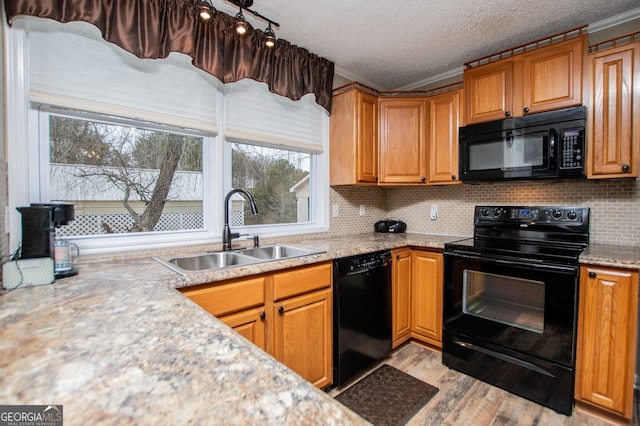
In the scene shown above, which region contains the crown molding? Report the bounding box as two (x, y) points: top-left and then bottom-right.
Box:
(393, 66), (465, 91)
(587, 7), (640, 33)
(333, 65), (382, 90)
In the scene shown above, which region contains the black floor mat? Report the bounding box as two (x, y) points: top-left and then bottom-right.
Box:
(334, 364), (439, 426)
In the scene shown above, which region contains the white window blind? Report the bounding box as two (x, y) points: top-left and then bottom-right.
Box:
(25, 17), (220, 133)
(224, 79), (326, 153)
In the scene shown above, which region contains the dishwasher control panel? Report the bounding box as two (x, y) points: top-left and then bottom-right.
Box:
(335, 250), (391, 276)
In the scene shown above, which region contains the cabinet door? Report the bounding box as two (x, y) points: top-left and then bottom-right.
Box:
(392, 248), (412, 347)
(273, 288), (333, 388)
(357, 92), (379, 183)
(464, 60), (514, 124)
(379, 98), (428, 184)
(330, 89), (378, 185)
(219, 306), (268, 352)
(521, 36), (584, 115)
(588, 42), (639, 178)
(411, 251), (443, 347)
(576, 266), (638, 419)
(428, 89), (463, 184)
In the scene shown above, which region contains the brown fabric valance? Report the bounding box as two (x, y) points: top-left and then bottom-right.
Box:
(4, 0), (334, 113)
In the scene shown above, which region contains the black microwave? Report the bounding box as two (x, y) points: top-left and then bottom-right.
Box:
(459, 106), (586, 182)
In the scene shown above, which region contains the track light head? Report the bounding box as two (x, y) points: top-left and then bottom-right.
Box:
(264, 24), (276, 48)
(197, 0), (213, 21)
(235, 9), (248, 35)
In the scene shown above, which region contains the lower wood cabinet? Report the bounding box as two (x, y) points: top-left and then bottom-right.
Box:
(391, 248), (412, 348)
(391, 249), (444, 348)
(180, 262), (332, 388)
(273, 288), (332, 388)
(411, 251), (444, 348)
(218, 306), (267, 352)
(575, 265), (639, 420)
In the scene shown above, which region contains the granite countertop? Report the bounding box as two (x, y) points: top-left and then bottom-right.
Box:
(1, 232), (638, 425)
(0, 232), (455, 426)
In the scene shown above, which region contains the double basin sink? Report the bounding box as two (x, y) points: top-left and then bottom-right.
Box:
(155, 245), (324, 275)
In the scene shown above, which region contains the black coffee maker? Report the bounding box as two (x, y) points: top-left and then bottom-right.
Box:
(17, 202), (77, 277)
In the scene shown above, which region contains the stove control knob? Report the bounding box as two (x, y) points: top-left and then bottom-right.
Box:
(567, 211), (578, 220)
(480, 208), (490, 217)
(493, 208), (503, 217)
(552, 209), (563, 219)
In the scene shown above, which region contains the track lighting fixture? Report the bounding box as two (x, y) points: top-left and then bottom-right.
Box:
(197, 0), (213, 21)
(197, 1), (280, 47)
(264, 22), (276, 48)
(234, 8), (247, 35)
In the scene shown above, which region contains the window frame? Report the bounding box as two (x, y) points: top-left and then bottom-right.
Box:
(30, 105), (219, 254)
(6, 17), (329, 256)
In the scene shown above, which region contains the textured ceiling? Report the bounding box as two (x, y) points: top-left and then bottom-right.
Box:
(213, 0), (640, 90)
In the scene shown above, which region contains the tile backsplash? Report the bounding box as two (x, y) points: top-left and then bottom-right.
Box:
(330, 178), (640, 246)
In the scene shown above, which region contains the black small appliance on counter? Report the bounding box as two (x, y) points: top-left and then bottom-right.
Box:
(17, 202), (77, 278)
(374, 219), (406, 233)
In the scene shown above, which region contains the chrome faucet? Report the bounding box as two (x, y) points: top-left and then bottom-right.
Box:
(222, 188), (258, 251)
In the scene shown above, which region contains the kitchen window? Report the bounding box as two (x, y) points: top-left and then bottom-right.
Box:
(7, 16), (328, 255)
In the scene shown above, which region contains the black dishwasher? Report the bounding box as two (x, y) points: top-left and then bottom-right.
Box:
(333, 250), (392, 387)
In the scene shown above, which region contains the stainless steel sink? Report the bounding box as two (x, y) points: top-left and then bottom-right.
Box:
(240, 245), (317, 260)
(155, 252), (256, 275)
(154, 244), (325, 275)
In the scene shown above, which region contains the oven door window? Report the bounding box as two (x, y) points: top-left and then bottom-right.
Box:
(443, 253), (578, 366)
(463, 270), (544, 333)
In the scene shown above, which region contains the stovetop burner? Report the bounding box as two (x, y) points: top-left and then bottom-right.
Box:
(445, 237), (586, 264)
(445, 205), (590, 264)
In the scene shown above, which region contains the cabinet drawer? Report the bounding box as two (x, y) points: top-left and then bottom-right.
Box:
(272, 262), (332, 301)
(180, 276), (266, 317)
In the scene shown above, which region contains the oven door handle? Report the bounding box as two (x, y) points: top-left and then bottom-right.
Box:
(445, 251), (577, 273)
(452, 339), (555, 378)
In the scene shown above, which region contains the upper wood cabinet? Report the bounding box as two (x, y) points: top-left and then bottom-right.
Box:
(587, 41), (640, 178)
(428, 89), (463, 184)
(575, 265), (639, 420)
(330, 88), (378, 185)
(464, 60), (514, 124)
(378, 98), (429, 184)
(465, 35), (585, 125)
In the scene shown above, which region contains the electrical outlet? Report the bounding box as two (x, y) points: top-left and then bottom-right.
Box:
(332, 204), (339, 217)
(430, 205), (438, 220)
(359, 205), (366, 216)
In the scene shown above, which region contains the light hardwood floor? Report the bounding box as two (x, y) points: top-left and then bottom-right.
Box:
(331, 342), (637, 425)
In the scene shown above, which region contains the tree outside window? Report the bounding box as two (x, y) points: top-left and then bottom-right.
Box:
(231, 143), (311, 225)
(49, 113), (205, 236)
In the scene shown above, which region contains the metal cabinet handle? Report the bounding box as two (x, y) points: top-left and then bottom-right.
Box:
(523, 107), (530, 113)
(421, 176), (426, 182)
(588, 271), (596, 279)
(452, 175), (457, 180)
(396, 254), (400, 261)
(622, 164), (630, 172)
(260, 311), (266, 320)
(278, 306), (284, 315)
(505, 111), (511, 117)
